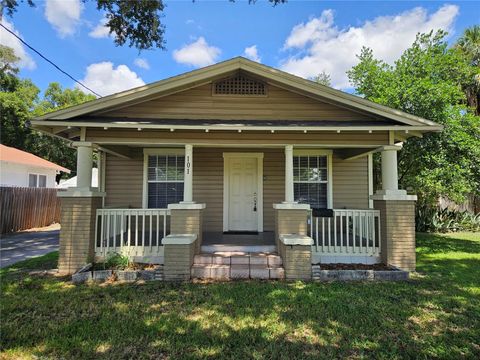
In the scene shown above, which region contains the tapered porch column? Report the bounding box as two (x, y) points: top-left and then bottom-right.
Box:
(76, 143), (94, 189)
(372, 147), (417, 271)
(284, 144), (295, 203)
(381, 149), (398, 191)
(182, 144), (193, 203)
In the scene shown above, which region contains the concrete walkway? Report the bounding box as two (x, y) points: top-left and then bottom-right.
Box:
(0, 224), (60, 268)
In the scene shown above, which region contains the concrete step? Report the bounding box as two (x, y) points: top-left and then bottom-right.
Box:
(193, 253), (282, 267)
(191, 264), (285, 280)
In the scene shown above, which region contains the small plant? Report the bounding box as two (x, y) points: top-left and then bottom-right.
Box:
(105, 253), (130, 270)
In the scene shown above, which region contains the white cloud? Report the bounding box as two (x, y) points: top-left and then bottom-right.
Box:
(45, 0), (83, 37)
(244, 45), (261, 62)
(79, 62), (145, 97)
(0, 19), (36, 70)
(173, 37), (221, 67)
(89, 18), (111, 39)
(281, 5), (459, 89)
(134, 58), (150, 70)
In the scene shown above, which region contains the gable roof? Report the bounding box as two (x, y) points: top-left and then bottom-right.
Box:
(0, 144), (70, 173)
(32, 57), (441, 131)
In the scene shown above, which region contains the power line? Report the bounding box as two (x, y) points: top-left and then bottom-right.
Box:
(0, 22), (102, 97)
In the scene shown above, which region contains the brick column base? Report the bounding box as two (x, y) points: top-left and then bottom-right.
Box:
(58, 194), (103, 274)
(168, 203), (206, 254)
(373, 199), (416, 271)
(163, 235), (197, 281)
(274, 204), (312, 280)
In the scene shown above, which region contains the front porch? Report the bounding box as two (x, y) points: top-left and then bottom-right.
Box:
(92, 206), (381, 265)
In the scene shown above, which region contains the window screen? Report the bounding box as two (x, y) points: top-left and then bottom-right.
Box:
(147, 155), (184, 208)
(28, 174), (37, 187)
(38, 175), (47, 188)
(293, 155), (328, 208)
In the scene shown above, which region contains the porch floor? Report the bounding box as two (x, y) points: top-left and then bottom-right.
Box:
(202, 232), (276, 253)
(203, 232), (275, 246)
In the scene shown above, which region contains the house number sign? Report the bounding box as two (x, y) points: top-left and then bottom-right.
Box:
(186, 156), (191, 175)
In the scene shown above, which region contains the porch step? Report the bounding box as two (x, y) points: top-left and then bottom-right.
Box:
(192, 252), (284, 280)
(201, 245), (277, 253)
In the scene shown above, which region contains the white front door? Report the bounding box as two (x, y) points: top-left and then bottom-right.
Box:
(225, 155), (260, 231)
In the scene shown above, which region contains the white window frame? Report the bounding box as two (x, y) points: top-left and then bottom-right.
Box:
(293, 149), (333, 209)
(28, 173), (47, 188)
(142, 148), (186, 208)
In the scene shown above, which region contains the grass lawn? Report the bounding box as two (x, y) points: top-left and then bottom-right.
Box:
(1, 232), (479, 359)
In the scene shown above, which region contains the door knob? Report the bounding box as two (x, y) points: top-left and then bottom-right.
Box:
(253, 192), (257, 212)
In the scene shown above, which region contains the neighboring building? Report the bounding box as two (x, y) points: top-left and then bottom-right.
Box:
(31, 57), (442, 278)
(0, 144), (70, 188)
(58, 168), (98, 189)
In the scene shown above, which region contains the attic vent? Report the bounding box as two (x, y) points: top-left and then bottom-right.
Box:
(213, 75), (267, 96)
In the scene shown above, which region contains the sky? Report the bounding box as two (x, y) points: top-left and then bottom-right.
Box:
(1, 0), (479, 97)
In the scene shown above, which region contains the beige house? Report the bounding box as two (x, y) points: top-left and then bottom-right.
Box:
(32, 57), (442, 280)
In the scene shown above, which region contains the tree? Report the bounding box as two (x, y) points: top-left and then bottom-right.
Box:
(347, 31), (480, 225)
(1, 0), (286, 51)
(311, 72), (332, 87)
(31, 83), (96, 172)
(0, 46), (95, 174)
(455, 25), (480, 115)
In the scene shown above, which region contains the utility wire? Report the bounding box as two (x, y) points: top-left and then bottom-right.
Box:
(0, 22), (102, 97)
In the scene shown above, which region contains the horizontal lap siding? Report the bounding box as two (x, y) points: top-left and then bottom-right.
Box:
(105, 150), (143, 208)
(86, 130), (389, 146)
(332, 155), (369, 209)
(98, 84), (375, 121)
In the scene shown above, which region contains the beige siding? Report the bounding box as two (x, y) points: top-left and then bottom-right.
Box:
(86, 129), (389, 147)
(104, 150), (143, 208)
(333, 155), (369, 209)
(104, 148), (370, 231)
(97, 83), (376, 122)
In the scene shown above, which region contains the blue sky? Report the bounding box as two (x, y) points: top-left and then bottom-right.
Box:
(1, 1), (479, 96)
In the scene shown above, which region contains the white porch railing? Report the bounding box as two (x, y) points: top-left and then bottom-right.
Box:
(95, 208), (170, 261)
(309, 209), (381, 258)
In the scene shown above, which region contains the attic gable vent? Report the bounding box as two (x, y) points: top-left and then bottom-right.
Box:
(213, 75), (267, 96)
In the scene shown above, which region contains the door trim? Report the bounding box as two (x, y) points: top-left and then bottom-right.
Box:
(223, 153), (264, 232)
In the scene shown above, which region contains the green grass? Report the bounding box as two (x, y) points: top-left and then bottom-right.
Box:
(1, 232), (479, 359)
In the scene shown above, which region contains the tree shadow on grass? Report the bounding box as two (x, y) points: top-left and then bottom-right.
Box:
(1, 263), (479, 359)
(416, 233), (480, 254)
(1, 236), (480, 359)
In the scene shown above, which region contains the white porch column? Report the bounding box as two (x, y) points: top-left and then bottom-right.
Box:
(76, 142), (93, 190)
(182, 144), (193, 203)
(284, 144), (295, 203)
(381, 149), (398, 191)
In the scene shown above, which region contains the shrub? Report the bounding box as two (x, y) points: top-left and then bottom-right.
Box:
(104, 253), (130, 270)
(416, 207), (480, 233)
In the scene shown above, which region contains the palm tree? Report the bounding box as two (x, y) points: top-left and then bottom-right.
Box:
(455, 25), (480, 115)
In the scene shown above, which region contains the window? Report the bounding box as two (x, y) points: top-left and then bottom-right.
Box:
(146, 154), (184, 208)
(38, 175), (47, 188)
(293, 155), (330, 208)
(29, 174), (47, 188)
(28, 174), (37, 187)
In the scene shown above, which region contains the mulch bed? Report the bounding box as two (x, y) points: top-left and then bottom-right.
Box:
(317, 263), (395, 271)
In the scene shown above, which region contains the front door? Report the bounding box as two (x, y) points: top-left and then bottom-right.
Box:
(225, 155), (260, 232)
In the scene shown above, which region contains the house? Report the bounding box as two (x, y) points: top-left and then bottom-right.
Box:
(0, 144), (70, 188)
(58, 168), (98, 189)
(31, 57), (442, 279)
